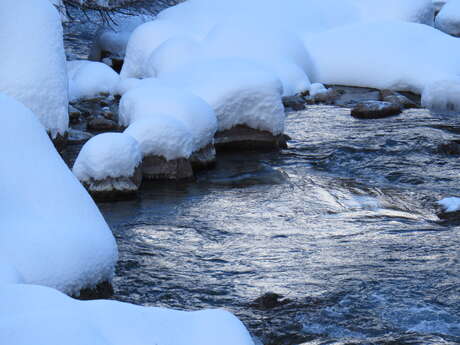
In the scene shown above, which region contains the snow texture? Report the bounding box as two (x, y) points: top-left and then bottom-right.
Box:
(73, 133), (142, 182)
(422, 78), (460, 111)
(0, 93), (118, 295)
(436, 0), (460, 36)
(0, 284), (255, 345)
(437, 197), (460, 212)
(119, 80), (217, 151)
(0, 0), (69, 138)
(160, 59), (285, 134)
(67, 60), (120, 101)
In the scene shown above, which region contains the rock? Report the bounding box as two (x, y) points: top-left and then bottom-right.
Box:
(51, 131), (67, 153)
(307, 83), (337, 104)
(87, 116), (119, 132)
(282, 95), (305, 110)
(69, 105), (82, 124)
(380, 90), (418, 109)
(215, 125), (287, 151)
(74, 280), (114, 300)
(68, 129), (93, 145)
(438, 140), (460, 155)
(190, 143), (216, 170)
(330, 85), (381, 107)
(142, 155), (194, 180)
(250, 292), (292, 310)
(351, 101), (402, 119)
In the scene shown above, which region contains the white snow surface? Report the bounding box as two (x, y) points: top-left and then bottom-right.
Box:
(124, 117), (194, 160)
(422, 78), (460, 111)
(436, 0), (460, 36)
(306, 21), (460, 105)
(0, 0), (69, 137)
(67, 60), (120, 101)
(73, 133), (142, 182)
(0, 284), (255, 345)
(119, 80), (218, 151)
(437, 197), (460, 212)
(160, 59), (285, 134)
(0, 93), (118, 295)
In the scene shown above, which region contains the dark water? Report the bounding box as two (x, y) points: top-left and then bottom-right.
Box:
(96, 106), (460, 345)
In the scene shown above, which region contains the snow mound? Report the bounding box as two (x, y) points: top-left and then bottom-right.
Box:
(125, 117), (194, 160)
(437, 197), (460, 212)
(422, 78), (460, 111)
(73, 133), (142, 182)
(0, 93), (118, 295)
(0, 284), (255, 345)
(0, 263), (24, 285)
(0, 0), (68, 138)
(306, 21), (460, 98)
(67, 60), (120, 101)
(436, 0), (460, 36)
(119, 81), (217, 151)
(160, 59), (285, 134)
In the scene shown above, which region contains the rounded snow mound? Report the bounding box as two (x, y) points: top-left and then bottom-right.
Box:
(0, 93), (118, 295)
(422, 78), (460, 111)
(67, 60), (120, 101)
(435, 0), (460, 36)
(0, 0), (68, 138)
(119, 80), (217, 152)
(73, 133), (142, 182)
(125, 116), (194, 160)
(160, 58), (285, 135)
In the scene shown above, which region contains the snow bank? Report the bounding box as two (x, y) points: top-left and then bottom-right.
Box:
(436, 0), (460, 36)
(0, 93), (117, 295)
(437, 197), (460, 212)
(73, 133), (142, 182)
(125, 117), (194, 160)
(0, 284), (255, 345)
(422, 78), (460, 111)
(160, 59), (285, 134)
(306, 21), (460, 101)
(67, 60), (120, 101)
(119, 81), (217, 151)
(0, 263), (24, 285)
(0, 0), (68, 138)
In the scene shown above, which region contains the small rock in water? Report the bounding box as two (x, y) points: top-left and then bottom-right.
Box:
(69, 105), (82, 124)
(380, 90), (418, 109)
(282, 95), (305, 110)
(87, 116), (119, 132)
(438, 140), (460, 155)
(436, 196), (460, 221)
(250, 292), (292, 310)
(68, 129), (93, 145)
(351, 100), (402, 119)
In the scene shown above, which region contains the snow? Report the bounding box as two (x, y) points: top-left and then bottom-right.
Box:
(436, 0), (460, 36)
(422, 78), (460, 111)
(310, 83), (330, 98)
(124, 117), (194, 160)
(437, 197), (460, 212)
(0, 263), (24, 285)
(0, 284), (255, 345)
(73, 133), (142, 182)
(119, 80), (217, 151)
(67, 60), (120, 101)
(0, 93), (118, 295)
(160, 59), (285, 134)
(0, 0), (68, 138)
(306, 21), (460, 108)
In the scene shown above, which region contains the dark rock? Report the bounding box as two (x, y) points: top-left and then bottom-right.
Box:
(250, 292), (292, 310)
(68, 129), (93, 145)
(69, 105), (82, 124)
(351, 101), (402, 119)
(215, 125), (286, 151)
(438, 141), (460, 155)
(87, 116), (119, 132)
(329, 85), (381, 107)
(51, 132), (68, 153)
(282, 95), (305, 110)
(74, 280), (114, 300)
(190, 143), (216, 170)
(142, 155), (194, 180)
(380, 90), (418, 109)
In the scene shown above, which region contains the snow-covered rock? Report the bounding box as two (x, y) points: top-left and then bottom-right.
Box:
(0, 93), (117, 295)
(436, 0), (460, 36)
(0, 0), (69, 138)
(306, 21), (460, 110)
(73, 133), (143, 200)
(437, 197), (460, 213)
(0, 284), (255, 345)
(67, 60), (120, 101)
(421, 78), (460, 111)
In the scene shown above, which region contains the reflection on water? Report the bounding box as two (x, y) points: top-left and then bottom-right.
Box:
(99, 106), (460, 344)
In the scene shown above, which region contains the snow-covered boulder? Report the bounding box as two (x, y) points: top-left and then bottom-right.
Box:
(421, 78), (460, 111)
(436, 0), (460, 36)
(437, 196), (460, 220)
(0, 93), (118, 295)
(306, 21), (460, 110)
(160, 59), (286, 150)
(125, 117), (195, 180)
(0, 0), (69, 139)
(0, 284), (255, 345)
(73, 133), (143, 201)
(68, 60), (120, 101)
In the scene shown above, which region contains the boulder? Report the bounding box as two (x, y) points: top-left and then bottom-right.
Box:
(380, 90), (418, 109)
(190, 143), (216, 170)
(282, 95), (305, 110)
(351, 101), (402, 119)
(87, 116), (119, 132)
(142, 155), (193, 180)
(215, 125), (287, 151)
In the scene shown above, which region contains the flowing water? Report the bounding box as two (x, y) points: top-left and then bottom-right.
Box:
(65, 10), (460, 345)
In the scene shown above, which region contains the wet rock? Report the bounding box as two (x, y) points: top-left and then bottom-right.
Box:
(190, 143), (216, 170)
(351, 100), (402, 119)
(142, 155), (194, 180)
(215, 125), (287, 151)
(307, 83), (337, 104)
(282, 95), (305, 110)
(51, 132), (67, 153)
(69, 105), (82, 124)
(330, 85), (381, 107)
(380, 89), (418, 109)
(437, 140), (460, 155)
(87, 116), (119, 132)
(250, 292), (292, 310)
(74, 280), (114, 300)
(101, 106), (117, 121)
(68, 129), (93, 145)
